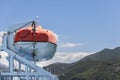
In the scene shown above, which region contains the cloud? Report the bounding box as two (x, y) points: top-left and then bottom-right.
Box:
(0, 32), (13, 70)
(58, 42), (83, 48)
(54, 34), (83, 48)
(54, 33), (59, 42)
(0, 31), (6, 44)
(0, 51), (93, 68)
(0, 31), (5, 36)
(38, 52), (93, 67)
(0, 51), (9, 70)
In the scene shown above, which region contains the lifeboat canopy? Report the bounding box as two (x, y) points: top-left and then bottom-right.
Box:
(14, 25), (57, 44)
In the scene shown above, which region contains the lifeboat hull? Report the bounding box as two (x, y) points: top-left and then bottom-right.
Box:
(14, 42), (57, 61)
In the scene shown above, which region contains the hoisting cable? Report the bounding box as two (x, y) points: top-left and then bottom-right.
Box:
(31, 21), (37, 64)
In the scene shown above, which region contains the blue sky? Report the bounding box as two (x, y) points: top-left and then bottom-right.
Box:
(0, 0), (120, 53)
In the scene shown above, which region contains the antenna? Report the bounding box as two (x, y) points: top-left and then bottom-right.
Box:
(35, 16), (40, 23)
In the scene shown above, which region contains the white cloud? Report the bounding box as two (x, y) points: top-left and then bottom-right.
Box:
(0, 31), (5, 36)
(37, 52), (93, 67)
(0, 32), (10, 70)
(54, 34), (83, 48)
(0, 51), (93, 68)
(58, 42), (83, 48)
(0, 31), (6, 44)
(54, 33), (59, 42)
(0, 51), (9, 70)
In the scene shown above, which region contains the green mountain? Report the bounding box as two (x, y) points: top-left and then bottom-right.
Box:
(44, 63), (72, 75)
(45, 47), (120, 80)
(81, 47), (120, 61)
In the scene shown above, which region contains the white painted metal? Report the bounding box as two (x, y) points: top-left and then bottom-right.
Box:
(0, 21), (59, 80)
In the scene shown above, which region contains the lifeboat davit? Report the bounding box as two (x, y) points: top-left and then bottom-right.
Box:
(13, 24), (57, 62)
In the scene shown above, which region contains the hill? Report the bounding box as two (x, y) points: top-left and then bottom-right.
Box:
(45, 47), (120, 80)
(44, 63), (72, 76)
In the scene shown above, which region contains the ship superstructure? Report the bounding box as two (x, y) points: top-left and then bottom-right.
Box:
(0, 21), (59, 80)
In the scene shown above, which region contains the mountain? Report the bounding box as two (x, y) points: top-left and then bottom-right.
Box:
(44, 63), (72, 76)
(81, 47), (120, 61)
(45, 47), (120, 80)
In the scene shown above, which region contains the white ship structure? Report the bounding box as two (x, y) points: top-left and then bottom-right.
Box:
(0, 21), (59, 80)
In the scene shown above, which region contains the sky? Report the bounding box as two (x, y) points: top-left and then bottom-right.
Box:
(0, 0), (120, 65)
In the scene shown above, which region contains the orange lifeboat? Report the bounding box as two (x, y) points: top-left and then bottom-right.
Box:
(14, 26), (57, 44)
(13, 24), (57, 62)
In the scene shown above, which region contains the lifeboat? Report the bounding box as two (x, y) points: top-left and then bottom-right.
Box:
(13, 24), (57, 62)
